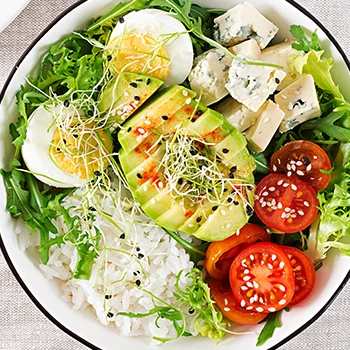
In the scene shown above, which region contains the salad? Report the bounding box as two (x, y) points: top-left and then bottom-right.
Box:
(1, 0), (350, 346)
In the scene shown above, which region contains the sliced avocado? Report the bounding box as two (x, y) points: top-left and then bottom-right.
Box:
(98, 73), (163, 123)
(226, 148), (256, 176)
(118, 86), (196, 153)
(211, 128), (247, 160)
(194, 199), (248, 241)
(142, 192), (175, 221)
(133, 179), (160, 205)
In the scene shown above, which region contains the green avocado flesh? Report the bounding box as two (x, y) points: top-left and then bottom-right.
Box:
(118, 85), (256, 241)
(98, 72), (163, 124)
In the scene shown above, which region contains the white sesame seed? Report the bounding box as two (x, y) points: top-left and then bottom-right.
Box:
(261, 260), (265, 265)
(182, 90), (188, 96)
(243, 276), (251, 281)
(221, 209), (226, 216)
(306, 164), (312, 171)
(262, 191), (269, 196)
(240, 300), (246, 307)
(291, 184), (297, 190)
(138, 128), (145, 134)
(229, 205), (234, 211)
(273, 165), (277, 172)
(298, 210), (305, 216)
(304, 201), (310, 207)
(244, 269), (250, 274)
(269, 187), (275, 191)
(267, 202), (272, 207)
(143, 185), (148, 192)
(250, 297), (255, 304)
(268, 263), (273, 269)
(279, 262), (285, 269)
(291, 214), (297, 218)
(286, 164), (291, 170)
(287, 171), (292, 177)
(256, 307), (264, 312)
(277, 180), (283, 185)
(226, 223), (231, 229)
(253, 281), (259, 288)
(285, 207), (291, 212)
(296, 161), (303, 166)
(247, 281), (253, 288)
(283, 183), (289, 187)
(224, 298), (228, 305)
(241, 259), (247, 266)
(297, 170), (304, 176)
(254, 294), (258, 301)
(158, 181), (164, 188)
(241, 286), (248, 291)
(313, 155), (318, 159)
(294, 90), (301, 95)
(246, 306), (253, 310)
(136, 135), (143, 142)
(281, 212), (286, 219)
(250, 254), (255, 261)
(278, 158), (281, 164)
(271, 199), (276, 206)
(263, 117), (270, 123)
(185, 98), (191, 105)
(224, 307), (231, 312)
(291, 164), (296, 171)
(279, 299), (287, 305)
(261, 202), (267, 208)
(272, 254), (277, 261)
(271, 206), (278, 210)
(188, 223), (194, 228)
(268, 307), (276, 312)
(144, 120), (151, 125)
(151, 198), (156, 205)
(259, 297), (264, 304)
(277, 202), (283, 209)
(279, 285), (286, 292)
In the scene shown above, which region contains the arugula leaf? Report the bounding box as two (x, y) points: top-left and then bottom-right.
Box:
(163, 228), (209, 264)
(256, 310), (282, 346)
(174, 268), (229, 342)
(252, 153), (270, 175)
(290, 25), (321, 52)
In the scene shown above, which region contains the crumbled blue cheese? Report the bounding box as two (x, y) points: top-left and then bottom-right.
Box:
(225, 58), (286, 112)
(215, 97), (264, 132)
(229, 39), (261, 60)
(260, 40), (303, 90)
(188, 49), (232, 105)
(275, 74), (321, 133)
(245, 101), (285, 152)
(213, 2), (278, 49)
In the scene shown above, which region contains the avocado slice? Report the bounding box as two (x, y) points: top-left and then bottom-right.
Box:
(98, 73), (163, 123)
(226, 148), (256, 177)
(118, 86), (196, 153)
(142, 192), (175, 220)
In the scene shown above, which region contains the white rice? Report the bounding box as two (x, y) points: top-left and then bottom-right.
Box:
(16, 172), (198, 340)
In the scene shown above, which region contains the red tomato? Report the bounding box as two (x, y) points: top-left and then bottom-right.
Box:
(282, 246), (316, 306)
(254, 173), (318, 233)
(270, 140), (331, 192)
(205, 224), (270, 279)
(209, 278), (267, 324)
(229, 242), (295, 313)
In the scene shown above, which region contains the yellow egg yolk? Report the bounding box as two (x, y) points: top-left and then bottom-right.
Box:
(109, 32), (171, 81)
(50, 120), (113, 180)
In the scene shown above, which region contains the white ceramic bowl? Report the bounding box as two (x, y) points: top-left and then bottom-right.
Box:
(0, 1), (349, 349)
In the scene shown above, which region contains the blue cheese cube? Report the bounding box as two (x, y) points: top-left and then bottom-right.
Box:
(245, 101), (285, 152)
(216, 97), (264, 132)
(229, 39), (261, 60)
(260, 40), (303, 90)
(225, 58), (286, 112)
(213, 2), (278, 49)
(188, 49), (232, 105)
(275, 74), (321, 133)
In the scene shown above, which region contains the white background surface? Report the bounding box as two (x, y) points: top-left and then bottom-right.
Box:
(0, 0), (349, 349)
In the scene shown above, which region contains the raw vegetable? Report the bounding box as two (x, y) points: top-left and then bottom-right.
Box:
(254, 174), (319, 233)
(256, 310), (284, 346)
(229, 242), (295, 313)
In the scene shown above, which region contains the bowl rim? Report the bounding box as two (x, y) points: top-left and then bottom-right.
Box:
(0, 0), (349, 349)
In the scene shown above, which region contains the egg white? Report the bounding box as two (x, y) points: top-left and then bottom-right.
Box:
(21, 105), (85, 188)
(109, 9), (194, 86)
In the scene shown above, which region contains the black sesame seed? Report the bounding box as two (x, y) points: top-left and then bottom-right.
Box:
(302, 156), (310, 166)
(212, 206), (218, 211)
(146, 78), (151, 85)
(119, 233), (125, 239)
(161, 115), (169, 121)
(135, 279), (141, 286)
(107, 312), (114, 318)
(136, 173), (143, 179)
(232, 189), (236, 195)
(119, 16), (125, 23)
(230, 166), (237, 173)
(233, 200), (239, 206)
(136, 79), (143, 82)
(190, 118), (196, 122)
(227, 197), (233, 203)
(190, 150), (196, 156)
(73, 134), (78, 138)
(94, 170), (101, 176)
(72, 93), (78, 99)
(195, 110), (203, 116)
(229, 173), (235, 179)
(63, 100), (69, 107)
(196, 216), (202, 223)
(89, 206), (96, 212)
(130, 82), (138, 88)
(223, 188), (228, 192)
(247, 185), (253, 190)
(178, 178), (183, 185)
(138, 253), (144, 259)
(246, 205), (254, 217)
(136, 247), (140, 252)
(275, 78), (280, 84)
(63, 139), (67, 145)
(188, 308), (195, 314)
(56, 148), (61, 152)
(107, 55), (112, 61)
(222, 148), (229, 154)
(87, 110), (94, 117)
(133, 271), (137, 276)
(127, 127), (132, 132)
(105, 295), (112, 300)
(134, 96), (140, 101)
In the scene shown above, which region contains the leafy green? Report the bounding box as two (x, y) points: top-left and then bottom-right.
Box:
(256, 310), (283, 346)
(290, 25), (321, 52)
(163, 228), (209, 264)
(252, 153), (270, 175)
(307, 143), (350, 261)
(174, 269), (229, 342)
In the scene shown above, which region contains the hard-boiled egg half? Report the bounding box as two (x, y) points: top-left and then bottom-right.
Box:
(108, 9), (193, 86)
(21, 105), (113, 188)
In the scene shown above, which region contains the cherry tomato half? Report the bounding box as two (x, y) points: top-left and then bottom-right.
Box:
(282, 246), (316, 306)
(270, 140), (331, 192)
(205, 224), (270, 279)
(254, 173), (318, 233)
(229, 242), (295, 313)
(209, 278), (267, 324)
